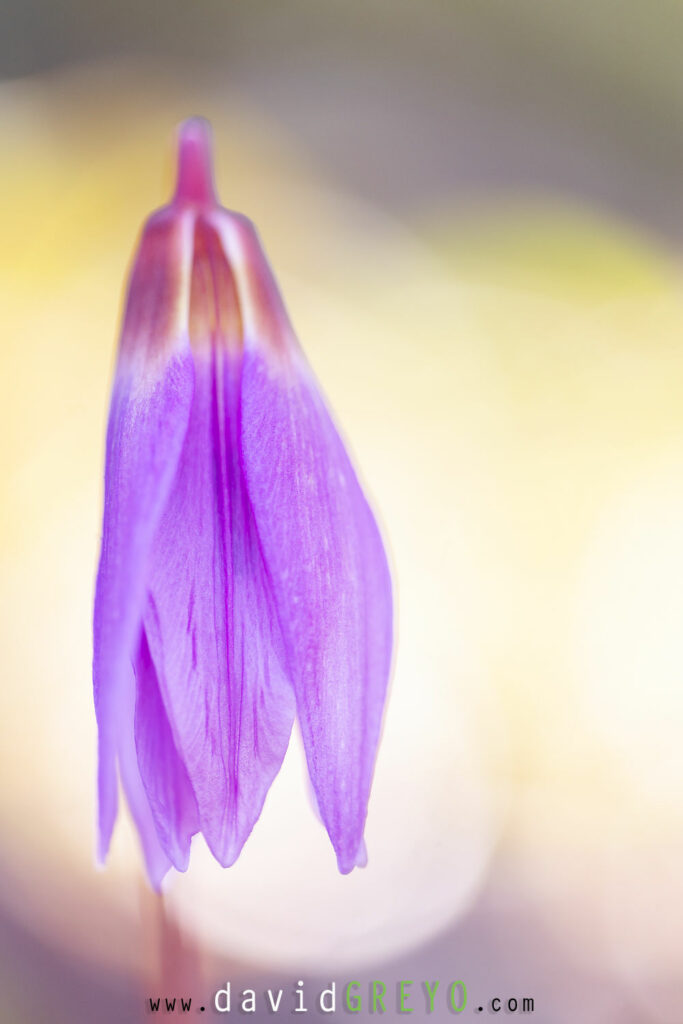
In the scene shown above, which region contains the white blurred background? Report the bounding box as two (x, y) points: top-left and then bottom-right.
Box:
(0, 4), (682, 1021)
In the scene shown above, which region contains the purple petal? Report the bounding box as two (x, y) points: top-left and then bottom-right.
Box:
(134, 628), (199, 872)
(215, 214), (296, 360)
(93, 209), (195, 868)
(241, 351), (393, 873)
(116, 660), (173, 891)
(140, 219), (296, 864)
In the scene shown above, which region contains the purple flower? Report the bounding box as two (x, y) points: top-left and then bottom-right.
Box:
(93, 119), (393, 888)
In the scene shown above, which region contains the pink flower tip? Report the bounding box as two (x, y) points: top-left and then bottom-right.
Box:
(174, 117), (217, 206)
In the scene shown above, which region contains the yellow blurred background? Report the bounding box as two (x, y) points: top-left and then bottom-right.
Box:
(1, 4), (682, 1022)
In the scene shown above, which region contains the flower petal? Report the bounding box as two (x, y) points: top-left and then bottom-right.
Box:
(241, 352), (393, 873)
(142, 350), (296, 866)
(134, 628), (199, 873)
(93, 209), (195, 866)
(117, 660), (173, 891)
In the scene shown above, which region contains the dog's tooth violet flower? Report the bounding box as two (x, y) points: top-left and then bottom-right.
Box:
(93, 118), (393, 887)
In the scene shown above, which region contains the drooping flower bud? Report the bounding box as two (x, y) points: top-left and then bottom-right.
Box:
(93, 119), (393, 887)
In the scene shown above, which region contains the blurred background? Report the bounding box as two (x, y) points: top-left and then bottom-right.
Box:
(1, 1), (682, 1021)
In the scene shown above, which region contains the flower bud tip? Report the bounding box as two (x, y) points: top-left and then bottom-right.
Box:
(174, 117), (216, 206)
